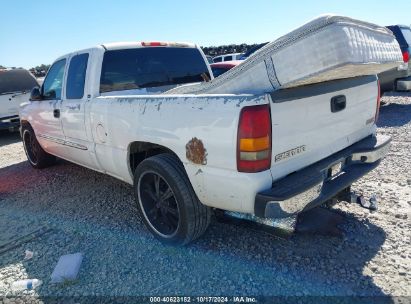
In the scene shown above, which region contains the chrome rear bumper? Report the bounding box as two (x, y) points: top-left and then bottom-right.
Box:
(255, 134), (391, 219)
(396, 76), (411, 91)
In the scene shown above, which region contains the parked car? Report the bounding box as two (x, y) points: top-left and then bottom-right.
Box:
(239, 42), (268, 60)
(379, 25), (411, 93)
(213, 53), (243, 63)
(210, 60), (241, 77)
(19, 38), (391, 245)
(0, 69), (38, 131)
(205, 55), (213, 64)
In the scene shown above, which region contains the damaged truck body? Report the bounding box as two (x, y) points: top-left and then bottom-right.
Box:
(20, 15), (400, 245)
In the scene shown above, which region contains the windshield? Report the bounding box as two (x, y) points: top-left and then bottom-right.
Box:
(401, 28), (411, 45)
(0, 69), (39, 95)
(100, 47), (210, 93)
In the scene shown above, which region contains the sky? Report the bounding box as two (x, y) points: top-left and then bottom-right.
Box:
(1, 0), (410, 69)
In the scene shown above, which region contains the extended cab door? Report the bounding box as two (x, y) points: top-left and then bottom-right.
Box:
(31, 59), (66, 155)
(59, 51), (100, 170)
(61, 53), (89, 144)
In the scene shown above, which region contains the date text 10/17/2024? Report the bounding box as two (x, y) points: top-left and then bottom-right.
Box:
(149, 296), (257, 303)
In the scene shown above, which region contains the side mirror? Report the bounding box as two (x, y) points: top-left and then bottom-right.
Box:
(48, 90), (56, 99)
(30, 87), (42, 101)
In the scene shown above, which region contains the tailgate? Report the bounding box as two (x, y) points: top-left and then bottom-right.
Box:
(269, 76), (378, 181)
(0, 94), (19, 118)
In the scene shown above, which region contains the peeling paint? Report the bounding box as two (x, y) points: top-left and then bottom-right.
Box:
(236, 97), (249, 107)
(195, 169), (203, 176)
(186, 137), (207, 165)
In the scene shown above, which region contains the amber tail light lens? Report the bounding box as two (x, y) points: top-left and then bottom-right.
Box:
(237, 105), (272, 173)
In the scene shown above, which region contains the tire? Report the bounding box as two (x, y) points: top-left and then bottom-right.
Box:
(21, 124), (56, 169)
(134, 153), (211, 245)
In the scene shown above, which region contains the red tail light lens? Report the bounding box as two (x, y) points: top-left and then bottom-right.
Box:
(403, 50), (410, 63)
(237, 105), (271, 173)
(141, 42), (167, 47)
(375, 80), (381, 123)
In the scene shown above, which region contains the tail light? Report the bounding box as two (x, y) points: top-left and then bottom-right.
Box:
(141, 42), (167, 47)
(141, 42), (189, 47)
(402, 50), (410, 63)
(375, 80), (381, 123)
(237, 105), (271, 172)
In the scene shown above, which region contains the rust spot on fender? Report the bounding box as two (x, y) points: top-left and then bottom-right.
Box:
(186, 137), (207, 165)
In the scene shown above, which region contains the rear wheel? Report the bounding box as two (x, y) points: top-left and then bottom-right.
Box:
(22, 125), (56, 169)
(134, 153), (211, 245)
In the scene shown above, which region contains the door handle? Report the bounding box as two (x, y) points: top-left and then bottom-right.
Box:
(330, 95), (346, 113)
(53, 109), (60, 118)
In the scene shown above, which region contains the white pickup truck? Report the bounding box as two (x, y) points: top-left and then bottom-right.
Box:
(0, 69), (38, 131)
(20, 41), (391, 245)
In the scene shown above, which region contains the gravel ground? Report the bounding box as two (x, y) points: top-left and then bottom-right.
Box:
(0, 93), (410, 301)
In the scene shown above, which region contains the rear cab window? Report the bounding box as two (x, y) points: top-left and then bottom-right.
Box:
(66, 53), (89, 99)
(100, 47), (210, 94)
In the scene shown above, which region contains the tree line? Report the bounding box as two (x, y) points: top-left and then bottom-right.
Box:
(29, 64), (51, 77)
(201, 43), (262, 57)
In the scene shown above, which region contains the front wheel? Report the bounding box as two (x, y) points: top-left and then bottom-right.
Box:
(134, 154), (211, 245)
(22, 125), (56, 169)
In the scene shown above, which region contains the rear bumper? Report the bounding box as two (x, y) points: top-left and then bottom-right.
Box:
(378, 66), (411, 93)
(0, 115), (20, 130)
(255, 134), (391, 218)
(396, 76), (411, 91)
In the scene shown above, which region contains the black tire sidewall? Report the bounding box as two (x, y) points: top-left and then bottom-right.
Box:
(22, 127), (38, 167)
(21, 125), (55, 169)
(134, 157), (193, 245)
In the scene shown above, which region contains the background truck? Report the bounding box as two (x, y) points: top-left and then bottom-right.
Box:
(379, 25), (411, 93)
(0, 69), (38, 131)
(20, 41), (391, 245)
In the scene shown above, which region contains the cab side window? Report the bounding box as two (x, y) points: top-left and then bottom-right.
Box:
(66, 53), (89, 99)
(43, 59), (66, 100)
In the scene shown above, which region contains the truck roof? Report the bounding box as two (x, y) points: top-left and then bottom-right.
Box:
(102, 41), (197, 50)
(52, 41), (199, 64)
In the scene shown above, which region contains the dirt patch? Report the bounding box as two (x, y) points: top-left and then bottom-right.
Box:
(185, 137), (207, 165)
